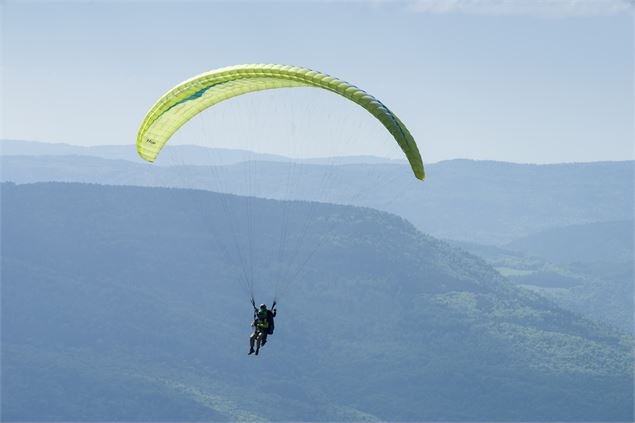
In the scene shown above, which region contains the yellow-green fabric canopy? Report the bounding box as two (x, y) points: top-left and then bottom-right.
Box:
(137, 64), (424, 180)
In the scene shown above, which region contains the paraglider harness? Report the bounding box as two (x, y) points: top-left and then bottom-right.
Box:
(251, 298), (275, 335)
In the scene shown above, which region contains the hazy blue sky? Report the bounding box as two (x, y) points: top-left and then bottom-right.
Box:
(1, 0), (632, 163)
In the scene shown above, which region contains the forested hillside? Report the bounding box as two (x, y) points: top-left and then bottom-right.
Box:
(451, 221), (634, 333)
(2, 182), (632, 421)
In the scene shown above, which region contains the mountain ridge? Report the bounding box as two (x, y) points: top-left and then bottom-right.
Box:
(2, 152), (632, 244)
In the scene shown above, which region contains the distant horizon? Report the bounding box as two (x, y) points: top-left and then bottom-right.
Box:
(1, 138), (633, 166)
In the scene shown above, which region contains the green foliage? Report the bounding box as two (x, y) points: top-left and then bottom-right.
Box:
(2, 182), (633, 421)
(452, 220), (634, 333)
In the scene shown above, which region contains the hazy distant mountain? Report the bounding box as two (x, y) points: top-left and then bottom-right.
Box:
(0, 139), (403, 166)
(505, 220), (634, 264)
(1, 150), (632, 244)
(2, 182), (633, 421)
(1, 139), (143, 162)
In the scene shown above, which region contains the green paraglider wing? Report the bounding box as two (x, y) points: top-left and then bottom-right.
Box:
(136, 64), (424, 180)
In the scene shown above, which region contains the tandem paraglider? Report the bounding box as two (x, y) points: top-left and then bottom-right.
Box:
(136, 64), (424, 355)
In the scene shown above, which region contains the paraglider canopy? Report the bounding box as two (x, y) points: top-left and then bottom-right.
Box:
(136, 64), (425, 180)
